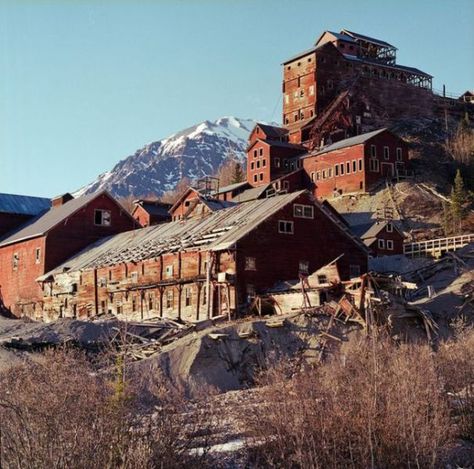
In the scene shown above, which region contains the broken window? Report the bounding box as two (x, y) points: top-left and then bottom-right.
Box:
(369, 159), (380, 172)
(262, 159), (266, 167)
(148, 294), (154, 311)
(317, 274), (328, 284)
(383, 146), (390, 160)
(166, 290), (173, 309)
(253, 150), (257, 158)
(256, 160), (260, 169)
(294, 204), (314, 219)
(352, 160), (357, 172)
(278, 220), (294, 234)
(132, 297), (137, 312)
(185, 288), (191, 307)
(387, 240), (394, 250)
(370, 145), (377, 157)
(245, 257), (256, 271)
(253, 174), (258, 183)
(396, 147), (403, 161)
(94, 209), (111, 226)
(12, 253), (19, 271)
(299, 260), (309, 274)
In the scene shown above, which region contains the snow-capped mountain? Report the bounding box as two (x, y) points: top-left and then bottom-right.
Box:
(75, 117), (259, 198)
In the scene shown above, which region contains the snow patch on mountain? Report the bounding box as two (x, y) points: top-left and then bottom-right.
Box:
(74, 117), (264, 199)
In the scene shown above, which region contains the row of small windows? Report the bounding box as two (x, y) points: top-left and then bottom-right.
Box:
(253, 173), (265, 183)
(286, 56), (313, 70)
(371, 145), (403, 161)
(378, 239), (394, 250)
(252, 148), (264, 158)
(311, 159), (363, 181)
(250, 159), (266, 170)
(284, 85), (315, 104)
(284, 108), (315, 124)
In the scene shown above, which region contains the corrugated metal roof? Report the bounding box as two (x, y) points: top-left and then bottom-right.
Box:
(0, 192), (105, 247)
(232, 185), (271, 203)
(0, 193), (51, 216)
(301, 128), (389, 159)
(214, 181), (249, 195)
(38, 191), (308, 279)
(256, 123), (289, 138)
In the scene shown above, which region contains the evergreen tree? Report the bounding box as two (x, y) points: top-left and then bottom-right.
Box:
(450, 169), (467, 233)
(231, 162), (245, 184)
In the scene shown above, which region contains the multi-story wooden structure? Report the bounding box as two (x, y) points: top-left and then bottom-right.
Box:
(132, 199), (171, 227)
(0, 191), (137, 316)
(38, 191), (368, 322)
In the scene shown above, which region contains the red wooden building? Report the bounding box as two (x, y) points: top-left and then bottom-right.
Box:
(0, 191), (137, 317)
(38, 191), (368, 322)
(132, 199), (171, 227)
(350, 220), (405, 256)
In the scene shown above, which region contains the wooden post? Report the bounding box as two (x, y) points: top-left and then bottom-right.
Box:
(93, 269), (99, 317)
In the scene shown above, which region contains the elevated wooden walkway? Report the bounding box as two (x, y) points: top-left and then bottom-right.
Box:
(403, 234), (474, 258)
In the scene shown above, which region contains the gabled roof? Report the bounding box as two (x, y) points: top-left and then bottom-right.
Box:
(301, 128), (390, 158)
(341, 29), (396, 49)
(214, 181), (249, 195)
(132, 200), (171, 217)
(0, 191), (124, 248)
(0, 193), (51, 216)
(247, 138), (307, 152)
(349, 220), (404, 247)
(38, 191), (308, 278)
(255, 123), (288, 139)
(232, 184), (272, 203)
(315, 30), (356, 46)
(168, 187), (201, 214)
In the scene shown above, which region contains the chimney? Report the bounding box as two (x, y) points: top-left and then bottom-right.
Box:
(51, 193), (74, 208)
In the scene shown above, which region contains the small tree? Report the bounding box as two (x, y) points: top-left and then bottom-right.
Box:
(231, 162), (245, 184)
(450, 169), (468, 232)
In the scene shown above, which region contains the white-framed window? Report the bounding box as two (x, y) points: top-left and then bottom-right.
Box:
(352, 160), (357, 172)
(349, 264), (361, 278)
(317, 274), (328, 284)
(387, 240), (394, 250)
(370, 145), (377, 157)
(253, 150), (257, 158)
(340, 163), (345, 175)
(369, 159), (379, 172)
(94, 209), (111, 226)
(165, 265), (173, 278)
(256, 160), (260, 169)
(259, 148), (263, 156)
(396, 147), (403, 161)
(311, 172), (316, 182)
(34, 247), (41, 264)
(251, 162), (254, 170)
(12, 253), (19, 271)
(259, 173), (264, 181)
(184, 288), (192, 307)
(245, 257), (256, 271)
(262, 159), (266, 167)
(166, 290), (173, 309)
(253, 174), (258, 183)
(346, 161), (351, 174)
(322, 169), (327, 179)
(378, 239), (385, 249)
(278, 220), (294, 234)
(293, 204), (314, 219)
(328, 167), (333, 178)
(316, 171), (321, 181)
(386, 223), (393, 233)
(383, 146), (390, 160)
(359, 159), (363, 171)
(335, 164), (339, 176)
(299, 260), (309, 273)
(283, 180), (289, 190)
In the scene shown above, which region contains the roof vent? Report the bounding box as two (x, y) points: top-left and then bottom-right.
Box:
(51, 193), (74, 208)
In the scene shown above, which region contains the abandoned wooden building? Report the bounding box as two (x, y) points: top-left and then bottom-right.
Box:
(132, 199), (171, 227)
(350, 220), (405, 257)
(0, 191), (137, 316)
(37, 191), (368, 322)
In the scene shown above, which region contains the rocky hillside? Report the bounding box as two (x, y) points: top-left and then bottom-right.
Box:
(75, 117), (259, 198)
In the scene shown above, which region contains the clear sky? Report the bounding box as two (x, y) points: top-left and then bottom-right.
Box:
(1, 0), (473, 197)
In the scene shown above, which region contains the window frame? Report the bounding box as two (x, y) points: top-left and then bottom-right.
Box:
(386, 240), (394, 250)
(378, 239), (386, 249)
(94, 209), (112, 227)
(278, 220), (294, 234)
(245, 256), (257, 271)
(293, 204), (314, 219)
(383, 146), (390, 160)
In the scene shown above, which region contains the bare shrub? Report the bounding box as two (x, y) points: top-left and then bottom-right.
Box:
(0, 349), (215, 468)
(245, 335), (450, 468)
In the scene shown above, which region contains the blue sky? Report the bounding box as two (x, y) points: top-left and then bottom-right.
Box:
(1, 0), (473, 197)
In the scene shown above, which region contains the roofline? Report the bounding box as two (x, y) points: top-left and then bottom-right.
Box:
(0, 190), (137, 248)
(168, 187), (200, 213)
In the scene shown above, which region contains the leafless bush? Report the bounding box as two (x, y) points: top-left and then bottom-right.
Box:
(244, 334), (450, 468)
(0, 349), (216, 468)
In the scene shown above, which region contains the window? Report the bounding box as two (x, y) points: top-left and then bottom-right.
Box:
(185, 288), (191, 307)
(274, 157), (280, 168)
(148, 294), (154, 311)
(328, 168), (332, 178)
(346, 162), (351, 174)
(309, 85), (314, 96)
(259, 148), (263, 156)
(256, 160), (260, 169)
(387, 240), (394, 250)
(34, 247), (41, 264)
(278, 220), (294, 234)
(94, 209), (111, 226)
(251, 162), (254, 170)
(245, 257), (256, 271)
(253, 150), (257, 158)
(246, 284), (256, 299)
(316, 171), (321, 181)
(386, 223), (393, 233)
(131, 272), (138, 282)
(396, 147), (403, 161)
(165, 265), (173, 278)
(335, 164), (339, 176)
(327, 80), (333, 89)
(317, 274), (328, 284)
(253, 174), (258, 183)
(262, 159), (266, 167)
(259, 173), (264, 181)
(98, 277), (107, 287)
(383, 146), (390, 160)
(283, 180), (289, 190)
(12, 253), (19, 271)
(293, 204), (314, 219)
(369, 159), (379, 172)
(109, 270), (113, 281)
(311, 172), (316, 182)
(166, 290), (173, 309)
(202, 287), (207, 305)
(352, 160), (357, 172)
(378, 239), (385, 249)
(358, 159), (363, 171)
(340, 163), (344, 175)
(349, 265), (361, 278)
(299, 260), (309, 273)
(322, 169), (327, 179)
(370, 145), (377, 157)
(132, 297), (137, 312)
(184, 200), (191, 207)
